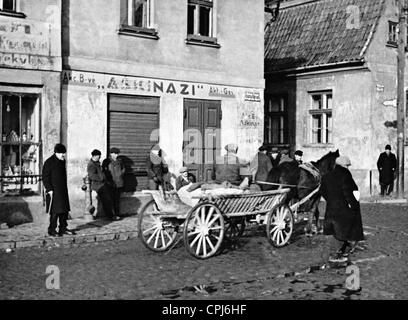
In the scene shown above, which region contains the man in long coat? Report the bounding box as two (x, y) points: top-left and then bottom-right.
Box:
(249, 144), (273, 191)
(320, 156), (364, 262)
(377, 144), (397, 196)
(42, 143), (73, 237)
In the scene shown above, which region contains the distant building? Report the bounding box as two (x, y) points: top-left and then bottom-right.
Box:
(264, 0), (407, 196)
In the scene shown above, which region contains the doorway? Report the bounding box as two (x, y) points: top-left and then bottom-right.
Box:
(183, 99), (221, 182)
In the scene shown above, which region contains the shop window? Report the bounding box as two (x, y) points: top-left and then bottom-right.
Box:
(309, 91), (333, 145)
(0, 94), (41, 195)
(119, 0), (158, 39)
(264, 95), (288, 145)
(187, 0), (220, 48)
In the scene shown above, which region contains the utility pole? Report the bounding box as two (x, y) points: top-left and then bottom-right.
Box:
(397, 0), (407, 198)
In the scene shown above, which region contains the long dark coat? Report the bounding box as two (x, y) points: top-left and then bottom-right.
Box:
(320, 165), (364, 242)
(377, 152), (397, 185)
(42, 154), (70, 214)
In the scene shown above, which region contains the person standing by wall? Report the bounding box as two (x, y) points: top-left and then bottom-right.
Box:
(377, 145), (397, 196)
(87, 149), (113, 219)
(320, 156), (364, 262)
(42, 143), (74, 237)
(102, 148), (125, 220)
(269, 147), (281, 169)
(147, 145), (170, 190)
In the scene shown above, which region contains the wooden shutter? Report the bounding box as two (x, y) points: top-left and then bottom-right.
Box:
(109, 94), (159, 191)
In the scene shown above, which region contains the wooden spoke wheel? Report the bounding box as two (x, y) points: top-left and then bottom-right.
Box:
(266, 205), (294, 248)
(225, 217), (246, 240)
(138, 200), (178, 252)
(183, 202), (225, 259)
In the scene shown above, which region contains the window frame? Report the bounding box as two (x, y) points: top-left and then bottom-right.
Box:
(264, 94), (289, 146)
(387, 20), (398, 47)
(186, 0), (220, 48)
(308, 91), (333, 145)
(0, 0), (25, 18)
(119, 0), (159, 40)
(0, 92), (42, 196)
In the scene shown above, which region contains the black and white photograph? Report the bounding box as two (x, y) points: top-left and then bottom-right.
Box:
(0, 0), (407, 308)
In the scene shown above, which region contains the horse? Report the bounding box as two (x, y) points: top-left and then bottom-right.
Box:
(262, 150), (340, 235)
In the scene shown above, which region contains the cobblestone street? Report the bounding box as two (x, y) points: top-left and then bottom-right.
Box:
(0, 203), (407, 300)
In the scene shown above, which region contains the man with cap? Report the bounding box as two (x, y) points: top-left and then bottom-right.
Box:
(377, 144), (397, 196)
(175, 166), (196, 191)
(294, 150), (303, 165)
(87, 149), (113, 219)
(320, 156), (364, 262)
(269, 147), (281, 169)
(249, 144), (273, 190)
(102, 147), (125, 220)
(215, 143), (249, 186)
(42, 143), (74, 236)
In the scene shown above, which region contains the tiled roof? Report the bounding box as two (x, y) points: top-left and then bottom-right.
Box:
(265, 0), (386, 73)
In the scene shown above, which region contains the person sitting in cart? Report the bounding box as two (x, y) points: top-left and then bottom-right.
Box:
(175, 166), (196, 191)
(249, 143), (273, 191)
(213, 143), (250, 189)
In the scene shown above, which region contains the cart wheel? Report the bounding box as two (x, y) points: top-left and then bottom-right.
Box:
(138, 199), (178, 252)
(266, 205), (294, 248)
(183, 202), (225, 259)
(225, 217), (246, 240)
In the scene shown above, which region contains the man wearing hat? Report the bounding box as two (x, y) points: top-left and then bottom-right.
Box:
(377, 144), (397, 196)
(175, 166), (196, 191)
(294, 150), (303, 165)
(249, 144), (273, 190)
(87, 149), (113, 219)
(215, 143), (248, 186)
(42, 143), (74, 236)
(269, 147), (281, 168)
(320, 156), (364, 262)
(102, 147), (125, 220)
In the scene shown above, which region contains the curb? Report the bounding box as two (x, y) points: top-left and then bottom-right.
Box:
(0, 229), (140, 252)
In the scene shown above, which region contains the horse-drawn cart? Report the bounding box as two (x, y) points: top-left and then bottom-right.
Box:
(138, 188), (294, 259)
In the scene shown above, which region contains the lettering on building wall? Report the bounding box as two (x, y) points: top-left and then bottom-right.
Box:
(244, 90), (261, 102)
(0, 18), (54, 69)
(62, 70), (262, 103)
(0, 52), (50, 68)
(209, 86), (236, 98)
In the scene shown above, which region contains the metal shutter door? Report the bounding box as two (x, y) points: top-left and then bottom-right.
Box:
(109, 94), (160, 191)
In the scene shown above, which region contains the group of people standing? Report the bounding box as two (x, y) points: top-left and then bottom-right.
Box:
(42, 144), (125, 237)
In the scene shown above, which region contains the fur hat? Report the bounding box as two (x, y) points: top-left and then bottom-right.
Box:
(295, 150), (303, 156)
(54, 143), (66, 154)
(385, 144), (391, 150)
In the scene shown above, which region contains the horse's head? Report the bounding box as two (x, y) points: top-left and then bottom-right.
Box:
(313, 149), (339, 175)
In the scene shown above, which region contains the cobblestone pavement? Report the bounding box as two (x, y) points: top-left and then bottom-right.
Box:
(0, 204), (407, 300)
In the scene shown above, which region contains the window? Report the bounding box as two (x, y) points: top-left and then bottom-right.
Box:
(309, 91), (333, 145)
(0, 0), (15, 11)
(0, 0), (24, 17)
(119, 0), (158, 39)
(187, 0), (219, 47)
(264, 95), (288, 145)
(0, 94), (41, 195)
(388, 21), (398, 46)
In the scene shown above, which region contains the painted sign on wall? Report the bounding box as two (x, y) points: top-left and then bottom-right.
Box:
(0, 18), (54, 69)
(62, 70), (263, 102)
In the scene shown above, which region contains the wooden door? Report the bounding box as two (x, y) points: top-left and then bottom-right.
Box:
(183, 99), (221, 182)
